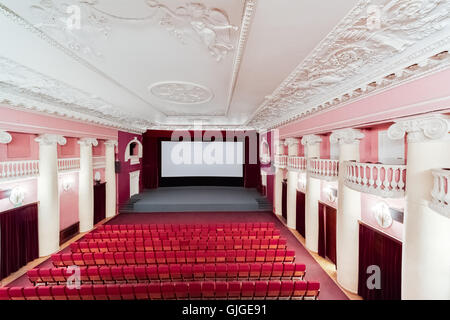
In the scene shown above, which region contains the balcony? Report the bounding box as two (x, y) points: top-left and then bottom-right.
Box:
(58, 158), (80, 172)
(344, 161), (406, 198)
(274, 155), (288, 168)
(308, 159), (339, 181)
(430, 168), (450, 217)
(0, 160), (39, 180)
(287, 156), (307, 172)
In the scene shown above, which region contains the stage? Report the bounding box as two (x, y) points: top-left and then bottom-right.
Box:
(125, 186), (272, 213)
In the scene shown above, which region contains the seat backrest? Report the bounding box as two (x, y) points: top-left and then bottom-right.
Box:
(293, 281), (307, 298)
(80, 285), (94, 300)
(8, 287), (24, 300)
(267, 281), (281, 297)
(23, 287), (39, 300)
(188, 282), (202, 298)
(228, 281), (241, 297)
(241, 282), (255, 297)
(120, 284), (135, 300)
(92, 284), (108, 300)
(280, 281), (294, 297)
(174, 282), (188, 299)
(106, 284), (122, 300)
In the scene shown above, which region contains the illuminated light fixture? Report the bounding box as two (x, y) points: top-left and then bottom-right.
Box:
(62, 178), (73, 192)
(324, 185), (337, 203)
(297, 174), (306, 190)
(94, 171), (101, 183)
(372, 201), (393, 229)
(9, 187), (25, 207)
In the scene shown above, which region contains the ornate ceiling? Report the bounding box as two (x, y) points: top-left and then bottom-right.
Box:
(0, 0), (449, 133)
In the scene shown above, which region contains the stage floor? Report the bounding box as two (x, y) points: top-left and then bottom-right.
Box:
(129, 186), (272, 212)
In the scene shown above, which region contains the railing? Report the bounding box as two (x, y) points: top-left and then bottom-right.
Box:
(430, 168), (450, 217)
(0, 160), (39, 180)
(58, 158), (80, 172)
(274, 155), (288, 168)
(308, 159), (339, 181)
(344, 161), (406, 198)
(93, 156), (106, 169)
(287, 156), (307, 171)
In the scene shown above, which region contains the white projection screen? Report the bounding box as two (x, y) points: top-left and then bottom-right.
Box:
(161, 141), (244, 177)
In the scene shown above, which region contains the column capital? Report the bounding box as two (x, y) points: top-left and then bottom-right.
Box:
(78, 138), (99, 147)
(301, 134), (322, 146)
(388, 115), (450, 143)
(104, 139), (118, 147)
(0, 130), (12, 144)
(284, 137), (300, 147)
(35, 134), (66, 146)
(330, 128), (365, 145)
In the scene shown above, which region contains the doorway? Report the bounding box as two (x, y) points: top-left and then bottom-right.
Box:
(318, 202), (337, 265)
(296, 190), (306, 237)
(281, 179), (287, 220)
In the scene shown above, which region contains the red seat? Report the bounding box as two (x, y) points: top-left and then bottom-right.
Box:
(267, 281), (281, 299)
(93, 252), (105, 265)
(89, 242), (99, 253)
(135, 252), (146, 264)
(236, 250), (246, 262)
(280, 281), (294, 299)
(99, 266), (113, 283)
(134, 283), (149, 300)
(176, 251), (186, 263)
(196, 251), (206, 263)
(243, 239), (251, 250)
(188, 282), (202, 299)
(155, 251), (166, 264)
(251, 239), (261, 250)
(278, 239), (287, 249)
(145, 252), (156, 264)
(161, 282), (175, 300)
(146, 265), (158, 281)
(124, 252), (136, 265)
(23, 287), (39, 300)
(246, 250), (256, 262)
(260, 239), (269, 250)
(282, 264), (295, 279)
(238, 263), (250, 279)
(80, 285), (95, 300)
(241, 282), (255, 299)
(83, 253), (95, 265)
(51, 254), (64, 267)
(148, 283), (162, 300)
(226, 250), (236, 263)
(265, 250), (275, 262)
(275, 250), (285, 262)
(27, 269), (41, 284)
(228, 281), (241, 299)
(305, 281), (320, 300)
(181, 265), (193, 280)
(8, 287), (24, 300)
(292, 281), (307, 300)
(123, 266), (137, 282)
(158, 265), (170, 281)
(166, 251), (176, 264)
(120, 284), (135, 300)
(193, 264), (204, 280)
(87, 266), (101, 282)
(174, 282), (188, 300)
(205, 251), (215, 263)
(104, 252), (115, 265)
(272, 264), (283, 278)
(260, 263), (272, 279)
(37, 287), (53, 300)
(202, 281), (215, 299)
(111, 266), (125, 282)
(93, 284), (108, 300)
(249, 264), (261, 279)
(215, 281), (228, 299)
(285, 250), (295, 262)
(70, 242), (80, 252)
(39, 268), (54, 283)
(50, 285), (66, 300)
(114, 252), (126, 265)
(79, 242), (90, 253)
(215, 264), (227, 280)
(269, 239), (278, 249)
(227, 264), (238, 279)
(204, 264), (216, 279)
(215, 250), (226, 263)
(106, 284), (121, 300)
(135, 266), (148, 281)
(255, 250), (266, 262)
(65, 286), (81, 300)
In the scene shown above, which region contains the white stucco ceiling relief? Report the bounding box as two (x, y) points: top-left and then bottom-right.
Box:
(0, 0), (449, 132)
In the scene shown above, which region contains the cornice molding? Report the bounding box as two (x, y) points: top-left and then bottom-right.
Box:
(388, 114), (450, 143)
(0, 130), (12, 144)
(247, 0), (450, 129)
(284, 137), (300, 147)
(330, 128), (365, 145)
(301, 134), (322, 146)
(78, 138), (99, 147)
(35, 133), (66, 146)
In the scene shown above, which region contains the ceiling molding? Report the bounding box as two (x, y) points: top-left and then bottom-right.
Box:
(246, 0), (450, 129)
(0, 56), (148, 133)
(0, 2), (165, 117)
(225, 0), (257, 115)
(148, 81), (214, 105)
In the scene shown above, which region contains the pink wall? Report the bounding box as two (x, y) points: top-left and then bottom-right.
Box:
(278, 69), (450, 138)
(320, 180), (338, 209)
(0, 179), (37, 213)
(58, 171), (79, 230)
(320, 134), (331, 159)
(117, 131), (143, 206)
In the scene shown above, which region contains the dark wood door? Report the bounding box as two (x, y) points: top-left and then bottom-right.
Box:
(326, 206), (337, 265)
(296, 191), (306, 237)
(94, 182), (106, 225)
(318, 203), (326, 258)
(281, 180), (287, 220)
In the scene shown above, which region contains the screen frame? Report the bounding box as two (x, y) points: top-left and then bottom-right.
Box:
(158, 138), (244, 187)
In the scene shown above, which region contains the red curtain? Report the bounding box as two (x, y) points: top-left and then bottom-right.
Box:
(0, 203), (39, 280)
(142, 136), (159, 189)
(243, 134), (260, 188)
(93, 182), (106, 225)
(357, 223), (402, 300)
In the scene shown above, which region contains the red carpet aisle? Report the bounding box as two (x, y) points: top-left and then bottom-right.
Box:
(7, 211), (347, 300)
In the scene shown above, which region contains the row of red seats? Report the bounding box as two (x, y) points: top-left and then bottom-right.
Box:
(52, 250), (296, 267)
(70, 238), (287, 253)
(96, 222), (275, 232)
(1, 280), (319, 300)
(85, 229), (281, 241)
(29, 263), (306, 285)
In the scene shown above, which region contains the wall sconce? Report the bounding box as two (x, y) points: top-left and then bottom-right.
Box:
(324, 186), (338, 203)
(372, 201), (393, 229)
(297, 174), (306, 190)
(62, 178), (73, 192)
(94, 171), (101, 184)
(9, 187), (25, 207)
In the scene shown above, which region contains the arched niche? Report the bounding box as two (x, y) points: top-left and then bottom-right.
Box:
(260, 137), (271, 164)
(125, 137), (143, 165)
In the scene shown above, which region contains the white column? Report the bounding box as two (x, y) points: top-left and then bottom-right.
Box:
(105, 140), (117, 218)
(330, 128), (365, 293)
(78, 138), (98, 232)
(274, 139), (285, 216)
(285, 138), (300, 229)
(388, 115), (450, 300)
(301, 134), (322, 252)
(35, 134), (66, 257)
(0, 130), (12, 144)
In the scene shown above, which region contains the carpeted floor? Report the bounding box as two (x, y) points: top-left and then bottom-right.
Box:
(8, 211), (348, 300)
